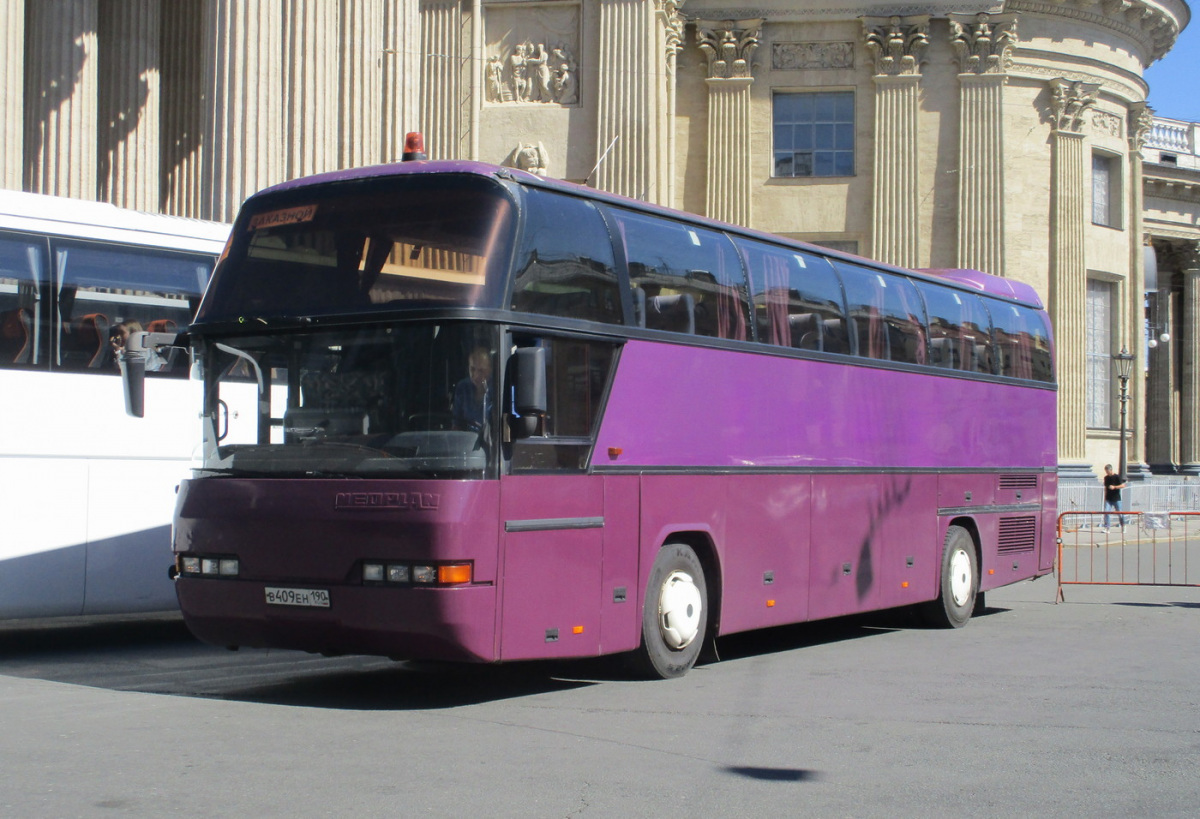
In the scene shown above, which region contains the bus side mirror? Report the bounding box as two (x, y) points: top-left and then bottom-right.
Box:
(512, 346), (547, 439)
(119, 349), (147, 418)
(119, 330), (183, 418)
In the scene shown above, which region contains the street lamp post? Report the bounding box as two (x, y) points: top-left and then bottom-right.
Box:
(1113, 347), (1136, 480)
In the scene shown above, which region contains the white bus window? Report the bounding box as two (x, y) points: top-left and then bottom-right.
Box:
(53, 241), (211, 375)
(0, 234), (47, 368)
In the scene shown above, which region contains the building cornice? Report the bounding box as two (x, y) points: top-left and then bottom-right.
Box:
(1144, 172), (1200, 205)
(1004, 0), (1187, 65)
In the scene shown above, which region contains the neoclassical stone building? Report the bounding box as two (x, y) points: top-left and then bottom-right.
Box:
(3, 0), (1198, 482)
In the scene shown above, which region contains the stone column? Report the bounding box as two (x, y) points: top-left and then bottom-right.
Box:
(949, 13), (1016, 278)
(420, 0), (464, 161)
(1180, 261), (1200, 474)
(0, 0), (24, 190)
(383, 0), (421, 163)
(202, 0), (284, 223)
(24, 0), (99, 199)
(1048, 78), (1099, 476)
(594, 0), (673, 203)
(340, 0), (384, 169)
(659, 1), (686, 205)
(98, 0), (160, 211)
(1125, 103), (1154, 478)
(864, 16), (928, 269)
(161, 0), (206, 217)
(284, 1), (339, 178)
(1145, 265), (1178, 471)
(696, 19), (759, 226)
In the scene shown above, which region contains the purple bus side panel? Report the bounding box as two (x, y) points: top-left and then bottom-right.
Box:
(498, 474), (605, 661)
(719, 475), (812, 633)
(808, 474), (939, 622)
(596, 342), (1056, 470)
(600, 476), (642, 654)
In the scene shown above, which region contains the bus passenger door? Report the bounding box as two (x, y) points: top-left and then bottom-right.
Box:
(499, 473), (604, 660)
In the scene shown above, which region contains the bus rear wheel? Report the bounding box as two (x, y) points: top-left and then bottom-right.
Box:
(632, 542), (707, 679)
(920, 525), (978, 629)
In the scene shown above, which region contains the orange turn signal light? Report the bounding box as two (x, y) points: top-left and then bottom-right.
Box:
(437, 563), (472, 585)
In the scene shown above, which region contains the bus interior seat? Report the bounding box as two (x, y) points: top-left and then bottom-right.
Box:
(647, 292), (695, 334)
(787, 312), (820, 350)
(74, 313), (110, 368)
(1, 307), (32, 364)
(822, 318), (849, 354)
(408, 412), (454, 431)
(147, 318), (178, 334)
(930, 336), (956, 368)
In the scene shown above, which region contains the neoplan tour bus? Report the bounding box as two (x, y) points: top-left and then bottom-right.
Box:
(123, 147), (1056, 678)
(1, 189), (228, 619)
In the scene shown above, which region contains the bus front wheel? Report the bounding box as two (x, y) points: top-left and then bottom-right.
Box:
(920, 525), (978, 629)
(633, 542), (707, 679)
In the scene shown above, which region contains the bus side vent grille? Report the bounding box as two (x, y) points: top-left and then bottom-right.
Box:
(998, 473), (1038, 489)
(997, 516), (1037, 553)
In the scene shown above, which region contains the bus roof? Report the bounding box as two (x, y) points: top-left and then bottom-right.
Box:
(0, 189), (230, 254)
(250, 159), (1044, 310)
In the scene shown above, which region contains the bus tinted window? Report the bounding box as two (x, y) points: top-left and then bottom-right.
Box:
(0, 234), (47, 368)
(54, 242), (210, 376)
(199, 175), (515, 323)
(918, 282), (996, 374)
(511, 188), (621, 324)
(737, 238), (849, 353)
(609, 208), (749, 340)
(835, 262), (926, 364)
(991, 300), (1054, 382)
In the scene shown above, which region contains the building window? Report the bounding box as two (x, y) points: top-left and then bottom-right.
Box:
(1092, 152), (1121, 228)
(773, 91), (855, 178)
(1085, 278), (1115, 428)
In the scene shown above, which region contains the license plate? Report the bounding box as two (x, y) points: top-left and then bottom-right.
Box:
(265, 587), (330, 608)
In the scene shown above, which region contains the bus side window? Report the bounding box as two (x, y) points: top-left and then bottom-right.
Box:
(918, 283), (997, 375)
(737, 237), (847, 353)
(509, 335), (617, 471)
(0, 234), (47, 368)
(52, 241), (212, 376)
(609, 209), (750, 340)
(993, 302), (1054, 382)
(836, 262), (927, 364)
(510, 188), (622, 324)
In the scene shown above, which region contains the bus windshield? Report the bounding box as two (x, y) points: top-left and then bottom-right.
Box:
(196, 174), (516, 323)
(200, 321), (498, 479)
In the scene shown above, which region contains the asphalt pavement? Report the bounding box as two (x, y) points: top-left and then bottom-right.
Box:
(1, 577), (1197, 817)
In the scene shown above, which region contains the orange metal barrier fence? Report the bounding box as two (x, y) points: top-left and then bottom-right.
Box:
(1057, 511), (1200, 601)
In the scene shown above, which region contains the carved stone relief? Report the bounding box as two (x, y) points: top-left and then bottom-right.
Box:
(1128, 102), (1154, 151)
(1091, 109), (1124, 139)
(485, 4), (579, 106)
(771, 42), (854, 71)
(504, 142), (549, 176)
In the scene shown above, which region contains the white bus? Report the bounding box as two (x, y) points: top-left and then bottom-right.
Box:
(0, 190), (229, 619)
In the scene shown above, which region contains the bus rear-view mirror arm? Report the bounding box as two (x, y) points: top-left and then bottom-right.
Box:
(119, 330), (183, 418)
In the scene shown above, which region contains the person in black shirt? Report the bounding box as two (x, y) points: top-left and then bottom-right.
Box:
(1102, 464), (1127, 529)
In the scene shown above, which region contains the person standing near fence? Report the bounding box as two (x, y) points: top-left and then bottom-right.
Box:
(1102, 464), (1127, 529)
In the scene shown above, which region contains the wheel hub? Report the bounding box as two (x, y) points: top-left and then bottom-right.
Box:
(658, 569), (702, 649)
(948, 548), (973, 607)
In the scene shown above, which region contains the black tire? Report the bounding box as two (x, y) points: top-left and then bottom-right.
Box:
(631, 542), (708, 679)
(920, 525), (978, 629)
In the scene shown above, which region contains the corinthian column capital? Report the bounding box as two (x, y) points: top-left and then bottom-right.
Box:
(695, 19), (761, 80)
(1049, 78), (1101, 134)
(1128, 101), (1155, 151)
(948, 12), (1017, 75)
(863, 15), (929, 77)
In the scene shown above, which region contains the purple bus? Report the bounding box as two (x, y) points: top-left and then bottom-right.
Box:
(127, 156), (1056, 678)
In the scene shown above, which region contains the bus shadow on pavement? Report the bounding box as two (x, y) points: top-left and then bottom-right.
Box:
(0, 602), (1013, 709)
